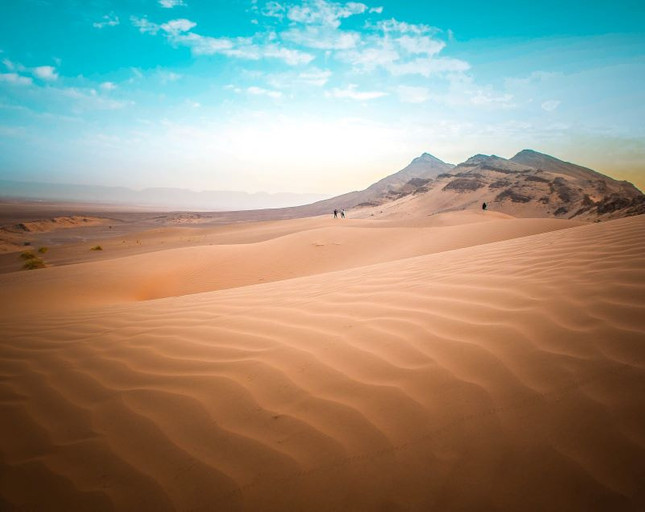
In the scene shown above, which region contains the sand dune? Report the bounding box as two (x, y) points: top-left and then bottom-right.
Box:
(0, 211), (579, 313)
(1, 212), (644, 510)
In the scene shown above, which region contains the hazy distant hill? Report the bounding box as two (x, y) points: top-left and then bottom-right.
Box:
(0, 180), (329, 211)
(359, 149), (644, 221)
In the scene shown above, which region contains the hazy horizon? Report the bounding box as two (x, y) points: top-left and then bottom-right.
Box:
(1, 0), (644, 195)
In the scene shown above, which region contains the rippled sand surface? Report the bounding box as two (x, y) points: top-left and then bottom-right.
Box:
(1, 212), (644, 510)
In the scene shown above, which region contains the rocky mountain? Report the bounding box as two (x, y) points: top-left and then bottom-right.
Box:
(302, 152), (454, 214)
(361, 150), (644, 221)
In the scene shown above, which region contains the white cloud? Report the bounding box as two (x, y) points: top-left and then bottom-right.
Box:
(248, 86), (283, 98)
(158, 71), (182, 83)
(373, 18), (434, 35)
(161, 18), (196, 35)
(263, 1), (286, 18)
(132, 16), (314, 65)
(541, 99), (561, 112)
(297, 68), (332, 86)
(60, 87), (130, 110)
(327, 84), (386, 100)
(0, 73), (32, 86)
(260, 45), (315, 65)
(266, 68), (332, 89)
(276, 0), (371, 51)
(93, 13), (120, 29)
(397, 35), (444, 55)
(389, 57), (470, 76)
(173, 32), (235, 55)
(282, 26), (360, 49)
(338, 45), (399, 72)
(470, 91), (514, 107)
(335, 17), (467, 77)
(369, 6), (383, 13)
(131, 16), (160, 35)
(287, 0), (368, 28)
(2, 58), (15, 71)
(100, 81), (117, 91)
(397, 85), (430, 103)
(33, 66), (58, 81)
(159, 0), (186, 7)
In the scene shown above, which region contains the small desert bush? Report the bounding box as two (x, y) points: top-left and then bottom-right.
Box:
(90, 245), (103, 251)
(23, 257), (46, 270)
(37, 246), (48, 254)
(20, 251), (36, 260)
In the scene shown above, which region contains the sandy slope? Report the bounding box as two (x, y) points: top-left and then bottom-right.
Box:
(1, 212), (644, 511)
(0, 212), (578, 313)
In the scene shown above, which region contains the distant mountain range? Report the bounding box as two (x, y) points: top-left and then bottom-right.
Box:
(304, 149), (644, 221)
(2, 150), (643, 221)
(0, 180), (330, 211)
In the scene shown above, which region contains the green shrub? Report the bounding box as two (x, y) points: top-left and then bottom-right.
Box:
(90, 245), (103, 251)
(23, 257), (46, 270)
(37, 246), (48, 254)
(20, 251), (36, 260)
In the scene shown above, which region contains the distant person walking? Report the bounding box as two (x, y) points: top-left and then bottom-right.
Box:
(333, 209), (338, 218)
(341, 209), (345, 218)
(482, 202), (487, 211)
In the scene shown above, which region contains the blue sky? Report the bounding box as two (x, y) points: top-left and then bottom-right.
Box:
(1, 0), (644, 194)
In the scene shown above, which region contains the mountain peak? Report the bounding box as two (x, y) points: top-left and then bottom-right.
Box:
(513, 149), (542, 157)
(411, 152), (446, 165)
(511, 149), (571, 164)
(510, 149), (608, 181)
(463, 154), (507, 166)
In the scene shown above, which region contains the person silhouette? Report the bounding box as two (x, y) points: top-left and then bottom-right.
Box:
(333, 209), (338, 218)
(482, 202), (487, 211)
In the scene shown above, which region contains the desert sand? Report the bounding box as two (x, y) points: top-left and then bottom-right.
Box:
(1, 206), (644, 511)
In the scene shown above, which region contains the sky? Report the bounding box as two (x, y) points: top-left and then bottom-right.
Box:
(1, 0), (644, 195)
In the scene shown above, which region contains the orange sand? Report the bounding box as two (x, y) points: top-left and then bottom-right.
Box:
(1, 210), (644, 510)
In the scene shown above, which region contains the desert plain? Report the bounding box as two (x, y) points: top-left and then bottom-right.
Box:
(0, 200), (644, 510)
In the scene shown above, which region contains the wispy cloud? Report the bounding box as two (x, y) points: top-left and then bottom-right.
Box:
(266, 67), (332, 89)
(282, 26), (360, 50)
(286, 0), (368, 27)
(0, 73), (33, 86)
(159, 0), (187, 7)
(337, 18), (469, 77)
(388, 57), (470, 76)
(93, 13), (120, 29)
(470, 90), (514, 107)
(160, 18), (196, 35)
(158, 70), (183, 83)
(131, 16), (161, 35)
(327, 84), (386, 100)
(2, 58), (17, 71)
(59, 87), (131, 111)
(541, 100), (561, 112)
(131, 16), (314, 65)
(247, 86), (283, 98)
(33, 65), (58, 81)
(297, 68), (332, 86)
(276, 0), (368, 50)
